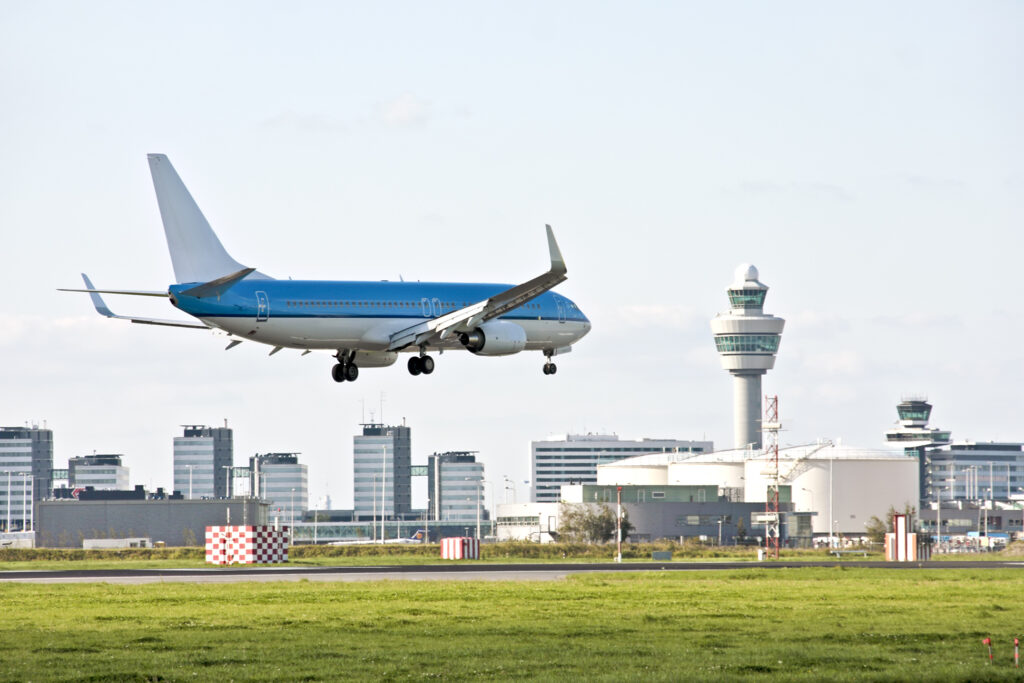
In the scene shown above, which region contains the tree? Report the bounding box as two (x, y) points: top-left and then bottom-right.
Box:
(736, 517), (747, 543)
(866, 504), (918, 544)
(558, 503), (629, 544)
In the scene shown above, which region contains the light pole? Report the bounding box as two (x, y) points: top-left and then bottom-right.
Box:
(221, 465), (233, 499)
(717, 518), (723, 546)
(5, 470), (11, 533)
(483, 479), (495, 539)
(381, 446), (387, 543)
(828, 453), (834, 548)
(290, 488), (296, 527)
(503, 475), (514, 504)
(466, 476), (482, 540)
(18, 472), (30, 532)
(185, 465), (194, 500)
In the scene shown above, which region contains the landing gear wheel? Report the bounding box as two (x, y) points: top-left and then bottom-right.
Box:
(543, 362), (557, 375)
(408, 356), (422, 376)
(420, 356), (435, 375)
(345, 363), (359, 382)
(332, 363), (346, 382)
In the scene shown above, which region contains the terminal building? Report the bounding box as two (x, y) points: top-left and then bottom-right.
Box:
(530, 434), (712, 504)
(885, 397), (1024, 506)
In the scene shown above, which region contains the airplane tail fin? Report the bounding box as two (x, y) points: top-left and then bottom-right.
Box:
(147, 154), (272, 284)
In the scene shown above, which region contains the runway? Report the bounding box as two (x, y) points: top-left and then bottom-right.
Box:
(1, 560), (1021, 584)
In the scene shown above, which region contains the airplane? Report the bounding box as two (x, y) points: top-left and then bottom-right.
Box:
(61, 154), (591, 382)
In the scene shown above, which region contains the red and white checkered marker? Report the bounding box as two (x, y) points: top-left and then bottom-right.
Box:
(441, 537), (479, 560)
(983, 637), (993, 663)
(1014, 638), (1019, 668)
(205, 525), (290, 565)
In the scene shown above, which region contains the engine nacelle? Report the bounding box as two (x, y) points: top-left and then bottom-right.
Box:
(352, 350), (399, 368)
(458, 321), (527, 356)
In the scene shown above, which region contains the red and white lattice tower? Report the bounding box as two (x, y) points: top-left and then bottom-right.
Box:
(763, 396), (781, 559)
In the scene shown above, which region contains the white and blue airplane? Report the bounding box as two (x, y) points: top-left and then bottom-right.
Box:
(61, 155), (590, 382)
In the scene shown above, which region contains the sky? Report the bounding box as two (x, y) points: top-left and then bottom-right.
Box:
(1, 2), (1021, 511)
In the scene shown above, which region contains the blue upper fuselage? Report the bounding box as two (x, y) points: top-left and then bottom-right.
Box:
(168, 280), (589, 323)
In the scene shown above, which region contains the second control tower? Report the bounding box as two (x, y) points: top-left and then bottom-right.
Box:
(710, 264), (785, 449)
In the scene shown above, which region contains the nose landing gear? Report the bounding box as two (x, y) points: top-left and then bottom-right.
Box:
(542, 349), (557, 375)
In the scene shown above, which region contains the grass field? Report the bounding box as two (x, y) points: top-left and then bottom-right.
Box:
(1, 568), (1021, 681)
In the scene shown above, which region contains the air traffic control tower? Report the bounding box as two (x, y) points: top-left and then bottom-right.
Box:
(711, 264), (785, 449)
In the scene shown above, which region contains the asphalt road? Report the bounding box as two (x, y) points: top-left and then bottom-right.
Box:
(1, 560), (1021, 584)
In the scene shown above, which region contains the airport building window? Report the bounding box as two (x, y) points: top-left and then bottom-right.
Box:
(728, 289), (767, 308)
(713, 334), (780, 353)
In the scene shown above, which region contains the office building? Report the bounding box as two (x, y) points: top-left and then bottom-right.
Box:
(427, 452), (485, 522)
(250, 452), (308, 525)
(68, 454), (129, 491)
(173, 425), (233, 499)
(0, 425), (53, 532)
(353, 423), (411, 520)
(531, 434), (713, 504)
(710, 264), (786, 449)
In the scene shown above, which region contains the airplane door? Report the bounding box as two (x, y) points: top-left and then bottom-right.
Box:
(255, 291), (269, 322)
(556, 300), (566, 323)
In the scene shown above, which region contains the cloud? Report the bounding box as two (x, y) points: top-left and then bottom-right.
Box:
(377, 92), (432, 128)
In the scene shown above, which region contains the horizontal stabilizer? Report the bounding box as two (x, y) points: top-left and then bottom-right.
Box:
(179, 267), (256, 298)
(71, 274), (209, 330)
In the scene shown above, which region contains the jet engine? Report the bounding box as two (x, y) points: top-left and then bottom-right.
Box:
(458, 321), (527, 356)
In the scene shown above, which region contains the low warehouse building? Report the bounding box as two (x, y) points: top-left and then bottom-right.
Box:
(37, 498), (269, 548)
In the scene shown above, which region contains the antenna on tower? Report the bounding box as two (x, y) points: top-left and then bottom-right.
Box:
(379, 391), (386, 426)
(763, 395), (782, 560)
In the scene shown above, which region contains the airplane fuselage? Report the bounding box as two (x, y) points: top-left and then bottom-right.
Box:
(170, 279), (591, 353)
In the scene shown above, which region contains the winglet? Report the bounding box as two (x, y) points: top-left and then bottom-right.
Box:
(81, 274), (116, 317)
(546, 225), (567, 276)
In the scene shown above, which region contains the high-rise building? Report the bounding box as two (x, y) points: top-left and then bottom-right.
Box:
(68, 454), (130, 490)
(353, 423), (411, 520)
(427, 452), (485, 522)
(249, 453), (308, 525)
(531, 434), (713, 504)
(710, 264), (785, 450)
(0, 425), (53, 532)
(173, 425), (233, 499)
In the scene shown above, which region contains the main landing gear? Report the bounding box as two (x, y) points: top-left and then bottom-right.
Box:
(407, 354), (435, 376)
(332, 352), (359, 383)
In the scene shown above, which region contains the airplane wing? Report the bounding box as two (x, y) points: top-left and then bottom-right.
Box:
(387, 225), (568, 351)
(68, 274), (210, 330)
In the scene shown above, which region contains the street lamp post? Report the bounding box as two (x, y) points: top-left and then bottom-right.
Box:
(483, 479), (495, 539)
(185, 465), (194, 500)
(290, 488), (296, 527)
(6, 470), (11, 533)
(717, 518), (723, 546)
(18, 472), (30, 532)
(221, 465), (233, 499)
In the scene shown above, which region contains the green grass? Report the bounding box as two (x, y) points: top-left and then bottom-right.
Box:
(0, 542), (876, 571)
(1, 568), (1022, 681)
